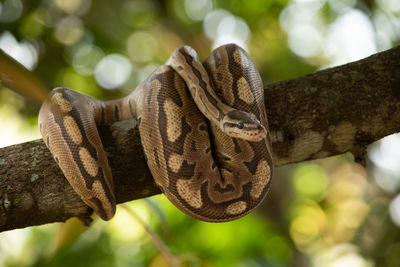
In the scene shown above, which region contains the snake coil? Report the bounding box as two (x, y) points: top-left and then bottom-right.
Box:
(39, 44), (273, 222)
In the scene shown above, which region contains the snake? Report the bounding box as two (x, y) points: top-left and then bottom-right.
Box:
(38, 44), (273, 222)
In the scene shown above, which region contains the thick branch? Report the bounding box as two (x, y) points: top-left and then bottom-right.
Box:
(1, 46), (399, 232)
(266, 46), (400, 165)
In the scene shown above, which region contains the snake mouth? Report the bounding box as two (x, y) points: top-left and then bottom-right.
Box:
(225, 128), (267, 142)
(223, 121), (267, 141)
(241, 123), (267, 142)
(243, 129), (267, 142)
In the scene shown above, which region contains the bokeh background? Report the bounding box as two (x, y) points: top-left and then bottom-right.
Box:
(0, 0), (400, 266)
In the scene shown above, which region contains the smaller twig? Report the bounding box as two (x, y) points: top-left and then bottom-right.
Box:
(0, 49), (48, 104)
(120, 204), (181, 267)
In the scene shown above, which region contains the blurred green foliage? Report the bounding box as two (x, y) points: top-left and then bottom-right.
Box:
(1, 0), (400, 266)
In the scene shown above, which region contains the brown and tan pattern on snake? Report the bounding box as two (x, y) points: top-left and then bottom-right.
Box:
(39, 44), (273, 222)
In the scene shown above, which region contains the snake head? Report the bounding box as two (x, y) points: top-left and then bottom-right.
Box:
(222, 110), (267, 142)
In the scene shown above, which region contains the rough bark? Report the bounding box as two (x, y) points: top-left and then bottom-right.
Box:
(1, 46), (399, 232)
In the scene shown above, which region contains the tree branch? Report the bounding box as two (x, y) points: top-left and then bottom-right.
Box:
(1, 46), (399, 232)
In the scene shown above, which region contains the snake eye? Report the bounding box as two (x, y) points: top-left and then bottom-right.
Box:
(236, 122), (244, 129)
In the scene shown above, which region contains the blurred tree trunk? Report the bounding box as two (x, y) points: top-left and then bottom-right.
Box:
(0, 45), (399, 232)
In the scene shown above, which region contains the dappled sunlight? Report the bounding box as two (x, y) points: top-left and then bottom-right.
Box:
(325, 164), (369, 242)
(55, 0), (91, 15)
(55, 67), (99, 96)
(107, 202), (149, 243)
(0, 90), (40, 147)
(313, 244), (373, 267)
(204, 9), (251, 50)
(184, 0), (212, 22)
(0, 106), (40, 147)
(126, 31), (158, 64)
(327, 163), (367, 202)
(324, 9), (377, 67)
(293, 163), (330, 201)
(0, 201), (157, 267)
(120, 0), (159, 28)
(54, 16), (84, 45)
(0, 31), (38, 70)
(279, 0), (400, 68)
(0, 0), (399, 266)
(389, 194), (400, 227)
(286, 160), (373, 264)
(94, 54), (132, 90)
(70, 43), (104, 76)
(370, 134), (400, 174)
(327, 0), (357, 12)
(279, 3), (324, 58)
(0, 0), (23, 23)
(377, 0), (400, 12)
(0, 228), (31, 266)
(289, 202), (327, 248)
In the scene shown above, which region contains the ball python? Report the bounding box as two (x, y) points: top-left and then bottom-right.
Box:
(39, 43), (273, 222)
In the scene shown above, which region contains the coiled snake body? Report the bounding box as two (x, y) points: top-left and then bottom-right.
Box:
(39, 44), (273, 222)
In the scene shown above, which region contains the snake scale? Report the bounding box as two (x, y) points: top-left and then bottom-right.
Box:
(39, 44), (273, 222)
